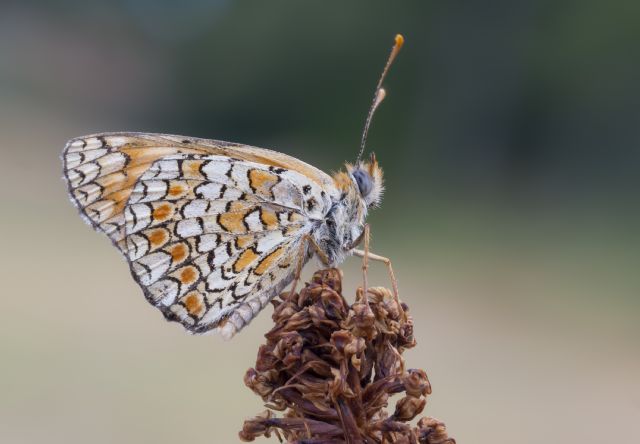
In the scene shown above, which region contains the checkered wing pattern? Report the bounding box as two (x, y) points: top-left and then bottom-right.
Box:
(62, 133), (336, 338)
(124, 154), (331, 336)
(62, 133), (338, 253)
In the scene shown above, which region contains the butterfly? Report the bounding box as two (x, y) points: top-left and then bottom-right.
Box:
(63, 35), (404, 339)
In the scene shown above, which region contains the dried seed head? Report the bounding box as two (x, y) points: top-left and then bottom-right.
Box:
(239, 268), (455, 443)
(416, 417), (456, 444)
(393, 395), (426, 422)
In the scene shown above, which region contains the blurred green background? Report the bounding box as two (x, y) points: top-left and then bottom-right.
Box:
(1, 1), (638, 443)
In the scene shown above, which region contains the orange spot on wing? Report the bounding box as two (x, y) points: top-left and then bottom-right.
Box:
(219, 213), (246, 233)
(218, 201), (249, 233)
(249, 169), (279, 196)
(288, 212), (304, 224)
(170, 243), (188, 262)
(148, 228), (168, 247)
(183, 292), (204, 317)
(168, 183), (185, 197)
(234, 249), (259, 273)
(255, 247), (284, 275)
(179, 266), (198, 284)
(153, 203), (173, 221)
(183, 160), (203, 178)
(236, 235), (254, 248)
(260, 208), (279, 230)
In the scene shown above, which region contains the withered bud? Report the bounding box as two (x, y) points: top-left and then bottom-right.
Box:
(404, 368), (432, 397)
(393, 395), (426, 421)
(272, 332), (303, 364)
(239, 410), (275, 442)
(415, 417), (457, 444)
(244, 368), (276, 399)
(343, 302), (377, 341)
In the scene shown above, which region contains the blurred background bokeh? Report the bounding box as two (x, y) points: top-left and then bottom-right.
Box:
(1, 1), (638, 443)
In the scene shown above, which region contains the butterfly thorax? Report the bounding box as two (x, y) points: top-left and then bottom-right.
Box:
(314, 157), (384, 266)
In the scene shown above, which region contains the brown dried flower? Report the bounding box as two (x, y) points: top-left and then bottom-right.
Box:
(240, 268), (455, 443)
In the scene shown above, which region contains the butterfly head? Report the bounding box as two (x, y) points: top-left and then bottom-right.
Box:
(347, 152), (384, 208)
(325, 156), (384, 264)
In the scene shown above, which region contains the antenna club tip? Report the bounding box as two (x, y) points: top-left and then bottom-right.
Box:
(395, 34), (405, 48)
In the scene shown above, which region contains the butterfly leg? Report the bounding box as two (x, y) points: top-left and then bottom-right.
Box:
(352, 248), (399, 303)
(352, 223), (401, 309)
(288, 234), (330, 297)
(352, 247), (404, 319)
(356, 224), (372, 305)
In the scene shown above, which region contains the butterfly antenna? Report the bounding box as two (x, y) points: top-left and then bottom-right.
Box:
(356, 34), (404, 165)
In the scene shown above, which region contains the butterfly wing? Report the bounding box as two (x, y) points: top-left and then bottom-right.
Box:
(62, 132), (339, 253)
(63, 133), (338, 337)
(123, 153), (333, 337)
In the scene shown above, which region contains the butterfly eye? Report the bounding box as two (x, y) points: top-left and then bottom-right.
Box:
(352, 169), (373, 198)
